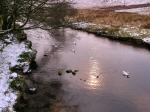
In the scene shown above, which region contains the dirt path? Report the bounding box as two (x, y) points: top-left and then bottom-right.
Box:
(95, 3), (150, 10)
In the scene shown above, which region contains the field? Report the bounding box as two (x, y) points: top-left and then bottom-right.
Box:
(67, 7), (150, 29)
(66, 4), (150, 42)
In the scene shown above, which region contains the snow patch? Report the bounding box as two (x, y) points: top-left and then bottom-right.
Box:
(116, 7), (150, 15)
(0, 33), (35, 111)
(142, 37), (150, 42)
(73, 0), (150, 8)
(10, 73), (18, 79)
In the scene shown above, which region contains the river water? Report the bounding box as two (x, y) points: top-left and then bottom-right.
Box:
(25, 28), (150, 112)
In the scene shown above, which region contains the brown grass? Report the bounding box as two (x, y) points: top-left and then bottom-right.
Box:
(67, 9), (150, 28)
(142, 23), (150, 29)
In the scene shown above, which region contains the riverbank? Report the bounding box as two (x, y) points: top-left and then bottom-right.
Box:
(66, 7), (150, 49)
(0, 33), (36, 111)
(69, 22), (150, 49)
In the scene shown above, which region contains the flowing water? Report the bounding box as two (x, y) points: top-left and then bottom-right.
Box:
(25, 28), (150, 112)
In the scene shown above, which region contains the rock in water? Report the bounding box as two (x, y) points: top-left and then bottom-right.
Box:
(29, 87), (37, 94)
(66, 69), (72, 73)
(58, 71), (62, 76)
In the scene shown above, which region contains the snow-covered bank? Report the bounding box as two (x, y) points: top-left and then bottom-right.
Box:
(24, 28), (53, 62)
(71, 22), (150, 38)
(0, 34), (36, 111)
(69, 22), (150, 46)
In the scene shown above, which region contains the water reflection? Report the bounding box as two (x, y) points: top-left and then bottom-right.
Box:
(26, 28), (150, 112)
(87, 58), (102, 90)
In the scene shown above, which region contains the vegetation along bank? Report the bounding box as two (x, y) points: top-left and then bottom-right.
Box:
(66, 8), (150, 49)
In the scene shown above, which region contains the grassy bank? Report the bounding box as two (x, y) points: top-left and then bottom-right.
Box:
(66, 9), (150, 47)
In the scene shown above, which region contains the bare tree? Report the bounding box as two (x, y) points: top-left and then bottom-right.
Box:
(0, 0), (76, 34)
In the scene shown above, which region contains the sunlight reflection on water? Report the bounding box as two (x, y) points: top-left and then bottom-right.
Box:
(26, 28), (150, 112)
(87, 58), (102, 90)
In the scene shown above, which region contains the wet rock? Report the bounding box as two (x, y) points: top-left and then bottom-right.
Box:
(66, 69), (72, 73)
(19, 34), (27, 41)
(72, 70), (79, 76)
(58, 71), (62, 76)
(66, 69), (79, 75)
(29, 87), (37, 94)
(30, 61), (38, 70)
(26, 69), (32, 74)
(72, 72), (76, 76)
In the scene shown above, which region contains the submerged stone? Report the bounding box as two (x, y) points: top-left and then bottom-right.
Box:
(72, 72), (76, 76)
(66, 69), (72, 73)
(58, 71), (62, 76)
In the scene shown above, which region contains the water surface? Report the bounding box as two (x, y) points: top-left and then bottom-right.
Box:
(27, 28), (150, 112)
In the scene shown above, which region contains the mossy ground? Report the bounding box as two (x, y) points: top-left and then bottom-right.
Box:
(18, 50), (36, 63)
(9, 77), (26, 92)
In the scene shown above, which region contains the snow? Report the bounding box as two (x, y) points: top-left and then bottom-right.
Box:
(72, 0), (150, 8)
(22, 62), (30, 73)
(0, 34), (35, 111)
(116, 7), (150, 15)
(142, 37), (150, 42)
(10, 73), (18, 79)
(72, 22), (100, 29)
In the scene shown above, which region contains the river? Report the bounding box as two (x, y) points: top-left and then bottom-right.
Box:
(24, 28), (150, 112)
